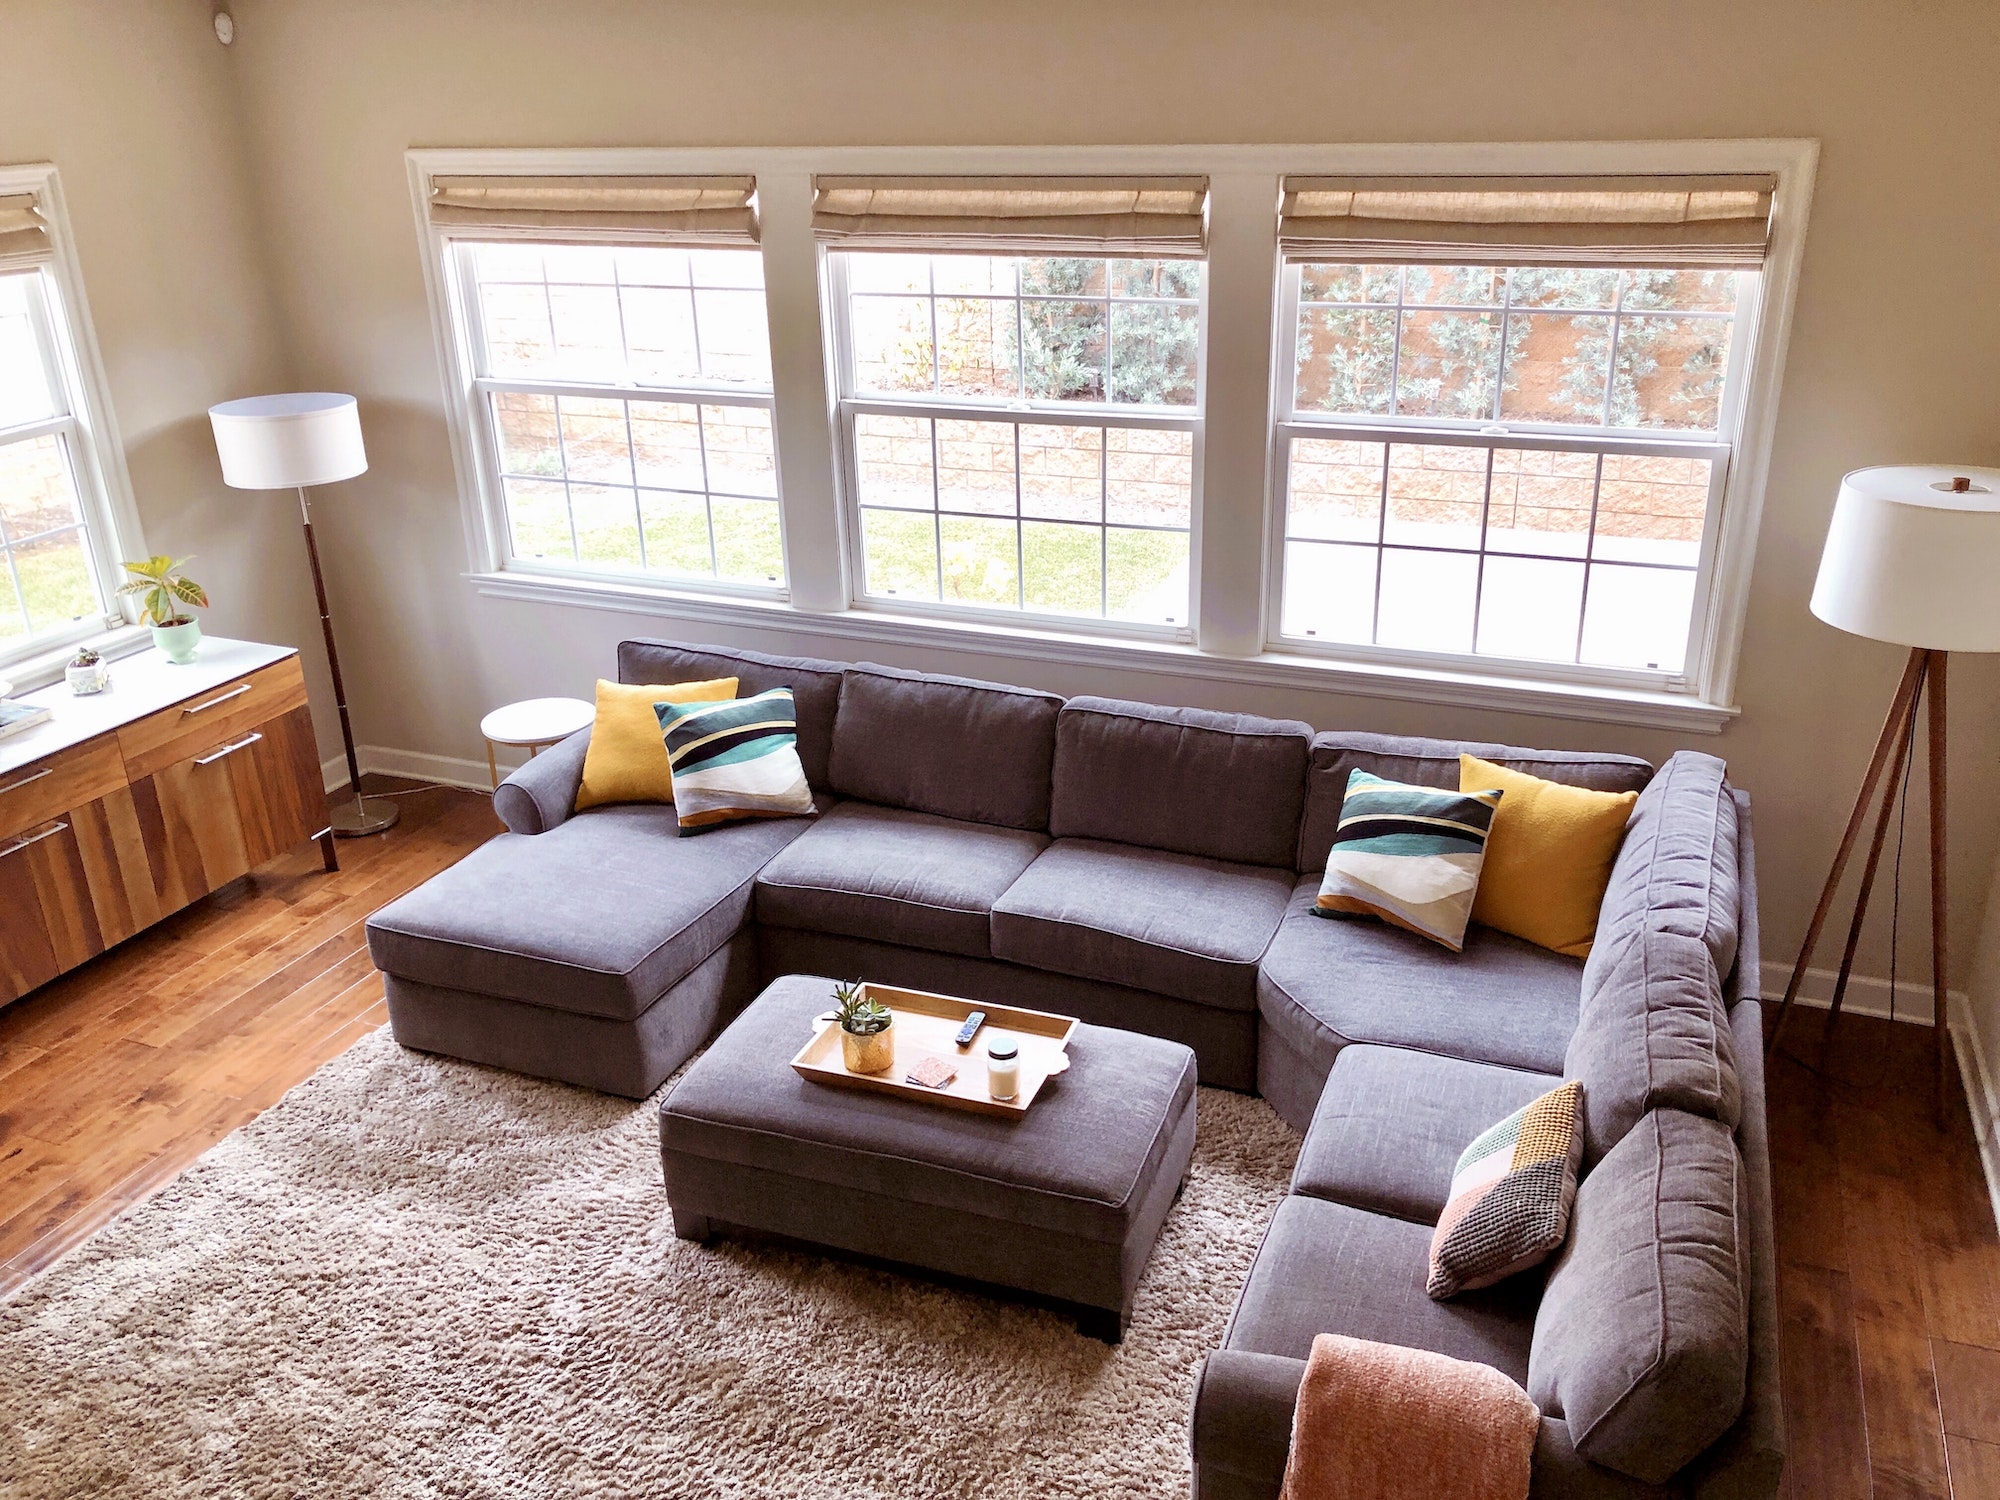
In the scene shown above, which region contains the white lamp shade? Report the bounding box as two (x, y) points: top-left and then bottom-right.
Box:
(1810, 464), (2000, 652)
(208, 392), (367, 489)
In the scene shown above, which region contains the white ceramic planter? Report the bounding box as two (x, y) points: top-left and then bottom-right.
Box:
(152, 618), (203, 664)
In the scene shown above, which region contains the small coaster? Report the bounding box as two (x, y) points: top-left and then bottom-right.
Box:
(905, 1056), (958, 1090)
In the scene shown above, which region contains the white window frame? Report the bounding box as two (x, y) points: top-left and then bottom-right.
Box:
(409, 142), (1814, 735)
(0, 163), (146, 677)
(1265, 263), (1756, 695)
(436, 230), (788, 601)
(824, 250), (1207, 643)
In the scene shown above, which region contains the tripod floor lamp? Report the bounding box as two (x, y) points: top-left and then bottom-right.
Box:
(208, 392), (398, 837)
(1767, 463), (2000, 1111)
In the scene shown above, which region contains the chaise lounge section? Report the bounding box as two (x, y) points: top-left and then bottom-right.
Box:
(363, 636), (1779, 1498)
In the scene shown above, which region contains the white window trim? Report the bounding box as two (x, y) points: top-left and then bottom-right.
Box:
(0, 162), (148, 679)
(410, 140), (1817, 735)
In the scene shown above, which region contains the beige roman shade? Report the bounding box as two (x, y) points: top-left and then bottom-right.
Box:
(427, 175), (759, 244)
(0, 193), (51, 261)
(1278, 174), (1776, 269)
(811, 176), (1209, 257)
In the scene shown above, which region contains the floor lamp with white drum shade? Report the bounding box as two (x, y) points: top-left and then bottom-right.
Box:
(1767, 463), (2000, 1114)
(207, 392), (397, 837)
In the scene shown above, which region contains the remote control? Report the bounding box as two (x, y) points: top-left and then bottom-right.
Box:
(954, 1011), (987, 1048)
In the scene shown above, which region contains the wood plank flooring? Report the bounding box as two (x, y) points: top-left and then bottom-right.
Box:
(1770, 1009), (2000, 1500)
(3, 782), (1998, 1498)
(0, 776), (500, 1294)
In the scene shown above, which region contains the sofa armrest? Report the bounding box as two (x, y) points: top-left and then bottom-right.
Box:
(492, 727), (589, 835)
(1724, 788), (1762, 1004)
(1190, 1349), (1304, 1493)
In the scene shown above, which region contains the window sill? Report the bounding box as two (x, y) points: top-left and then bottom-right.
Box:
(0, 622), (152, 695)
(468, 569), (1738, 734)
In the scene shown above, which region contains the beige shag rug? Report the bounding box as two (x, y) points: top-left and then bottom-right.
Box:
(0, 1027), (1298, 1498)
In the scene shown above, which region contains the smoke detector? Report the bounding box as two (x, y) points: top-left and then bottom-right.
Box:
(214, 10), (235, 45)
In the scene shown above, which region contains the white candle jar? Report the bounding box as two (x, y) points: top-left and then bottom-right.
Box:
(986, 1037), (1020, 1101)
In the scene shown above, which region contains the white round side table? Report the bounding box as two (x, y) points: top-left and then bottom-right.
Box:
(480, 696), (594, 790)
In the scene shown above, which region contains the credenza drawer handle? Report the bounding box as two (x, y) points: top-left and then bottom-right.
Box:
(0, 766), (55, 797)
(0, 820), (68, 859)
(182, 683), (253, 716)
(194, 731), (263, 766)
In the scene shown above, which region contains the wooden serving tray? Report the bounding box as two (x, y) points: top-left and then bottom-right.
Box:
(790, 982), (1076, 1119)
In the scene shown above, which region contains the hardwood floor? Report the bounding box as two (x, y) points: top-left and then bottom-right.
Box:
(1770, 1010), (2000, 1500)
(3, 785), (1998, 1498)
(0, 776), (500, 1295)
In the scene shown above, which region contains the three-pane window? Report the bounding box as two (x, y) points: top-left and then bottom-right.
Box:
(1276, 263), (1745, 676)
(457, 241), (785, 590)
(834, 252), (1202, 630)
(0, 267), (109, 657)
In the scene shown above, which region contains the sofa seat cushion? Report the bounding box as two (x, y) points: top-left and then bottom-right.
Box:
(755, 801), (1047, 959)
(1260, 876), (1583, 1082)
(1224, 1194), (1539, 1384)
(990, 838), (1293, 1011)
(365, 803), (817, 1021)
(1292, 1045), (1556, 1225)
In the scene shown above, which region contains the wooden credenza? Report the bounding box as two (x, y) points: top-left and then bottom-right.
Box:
(0, 640), (334, 1005)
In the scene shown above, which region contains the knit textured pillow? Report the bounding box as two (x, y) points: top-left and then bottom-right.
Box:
(1314, 769), (1503, 951)
(1428, 1080), (1585, 1300)
(655, 687), (817, 835)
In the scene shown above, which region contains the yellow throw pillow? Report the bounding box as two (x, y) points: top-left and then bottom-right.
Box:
(1461, 754), (1638, 958)
(574, 677), (738, 811)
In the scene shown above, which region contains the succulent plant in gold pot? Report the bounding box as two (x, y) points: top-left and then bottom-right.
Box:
(831, 978), (895, 1074)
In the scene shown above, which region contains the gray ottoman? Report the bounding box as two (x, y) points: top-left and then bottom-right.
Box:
(658, 973), (1198, 1341)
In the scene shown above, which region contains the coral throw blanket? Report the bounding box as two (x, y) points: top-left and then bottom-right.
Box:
(1279, 1334), (1540, 1500)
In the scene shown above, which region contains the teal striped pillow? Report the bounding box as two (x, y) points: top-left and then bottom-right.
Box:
(1314, 769), (1502, 951)
(654, 688), (817, 835)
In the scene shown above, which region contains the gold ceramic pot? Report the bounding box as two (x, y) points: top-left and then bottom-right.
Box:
(840, 1016), (895, 1074)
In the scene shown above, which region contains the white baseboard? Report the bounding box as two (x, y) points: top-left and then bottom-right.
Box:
(322, 744), (513, 795)
(1949, 992), (2000, 1235)
(1758, 959), (1961, 1027)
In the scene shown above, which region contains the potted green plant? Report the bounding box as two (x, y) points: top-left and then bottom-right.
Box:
(831, 978), (895, 1074)
(120, 555), (210, 664)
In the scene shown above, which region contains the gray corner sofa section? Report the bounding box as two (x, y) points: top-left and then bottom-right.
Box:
(363, 637), (1778, 1499)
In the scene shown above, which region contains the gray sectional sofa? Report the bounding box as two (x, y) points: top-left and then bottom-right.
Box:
(363, 637), (1779, 1499)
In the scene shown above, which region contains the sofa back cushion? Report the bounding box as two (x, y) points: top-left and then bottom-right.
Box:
(618, 639), (846, 790)
(1298, 732), (1653, 874)
(1050, 697), (1311, 867)
(828, 663), (1062, 830)
(1528, 1109), (1750, 1485)
(1565, 752), (1743, 1163)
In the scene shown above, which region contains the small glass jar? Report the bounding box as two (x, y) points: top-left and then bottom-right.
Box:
(987, 1037), (1020, 1101)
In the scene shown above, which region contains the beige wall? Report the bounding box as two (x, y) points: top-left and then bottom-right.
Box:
(13, 1), (2000, 1018)
(0, 0), (348, 754)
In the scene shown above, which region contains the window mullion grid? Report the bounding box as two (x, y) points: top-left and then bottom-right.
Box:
(693, 399), (718, 579)
(1601, 276), (1624, 426)
(1574, 453), (1607, 664)
(1369, 441), (1390, 646)
(929, 416), (944, 599)
(1013, 421), (1025, 610)
(1387, 268), (1407, 419)
(1469, 447), (1495, 655)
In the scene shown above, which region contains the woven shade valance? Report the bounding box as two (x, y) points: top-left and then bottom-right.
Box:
(1278, 174), (1776, 269)
(811, 175), (1209, 257)
(0, 193), (51, 261)
(428, 175), (759, 244)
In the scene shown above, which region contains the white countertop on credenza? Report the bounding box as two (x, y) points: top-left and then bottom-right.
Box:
(0, 637), (298, 780)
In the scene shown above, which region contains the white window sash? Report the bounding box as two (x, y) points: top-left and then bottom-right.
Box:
(1263, 256), (1760, 695)
(825, 249), (1204, 639)
(445, 236), (788, 599)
